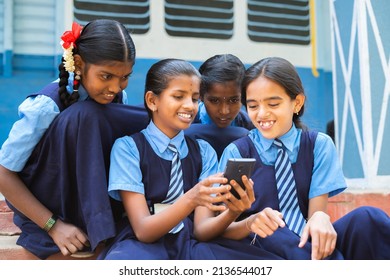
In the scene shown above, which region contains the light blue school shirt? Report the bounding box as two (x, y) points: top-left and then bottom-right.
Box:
(198, 101), (238, 127)
(219, 125), (347, 199)
(108, 121), (218, 201)
(0, 78), (128, 172)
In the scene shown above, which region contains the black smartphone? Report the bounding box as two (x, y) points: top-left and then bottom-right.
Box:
(223, 158), (256, 199)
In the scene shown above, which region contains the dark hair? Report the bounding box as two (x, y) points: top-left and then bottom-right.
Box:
(58, 19), (136, 108)
(198, 54), (245, 98)
(242, 57), (306, 129)
(144, 58), (201, 119)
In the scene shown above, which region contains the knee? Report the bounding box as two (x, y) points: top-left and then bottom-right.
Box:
(349, 206), (388, 223)
(353, 205), (384, 214)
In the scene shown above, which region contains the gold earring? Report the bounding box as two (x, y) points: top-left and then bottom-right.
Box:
(296, 110), (299, 116)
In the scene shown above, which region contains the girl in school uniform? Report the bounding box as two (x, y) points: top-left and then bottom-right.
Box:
(0, 19), (137, 259)
(194, 56), (390, 260)
(185, 54), (250, 159)
(192, 54), (254, 130)
(0, 19), (134, 173)
(98, 59), (282, 260)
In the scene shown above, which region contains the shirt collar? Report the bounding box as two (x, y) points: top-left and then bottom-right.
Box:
(198, 102), (212, 124)
(252, 124), (298, 153)
(65, 72), (88, 101)
(276, 124), (298, 153)
(145, 121), (185, 154)
(198, 101), (237, 126)
(253, 129), (273, 152)
(78, 85), (88, 101)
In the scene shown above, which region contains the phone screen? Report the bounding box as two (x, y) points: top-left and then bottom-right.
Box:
(223, 158), (256, 199)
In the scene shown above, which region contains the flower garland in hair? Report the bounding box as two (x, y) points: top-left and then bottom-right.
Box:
(60, 22), (82, 73)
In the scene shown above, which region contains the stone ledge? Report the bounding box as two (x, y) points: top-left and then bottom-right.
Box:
(0, 200), (21, 236)
(0, 199), (100, 260)
(328, 192), (390, 222)
(0, 236), (102, 260)
(1, 192), (390, 259)
(0, 235), (21, 249)
(0, 236), (39, 260)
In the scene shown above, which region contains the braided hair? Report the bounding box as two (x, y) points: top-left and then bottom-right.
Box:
(58, 19), (136, 108)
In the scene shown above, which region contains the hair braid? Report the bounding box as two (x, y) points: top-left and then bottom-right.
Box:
(58, 57), (79, 108)
(57, 19), (136, 108)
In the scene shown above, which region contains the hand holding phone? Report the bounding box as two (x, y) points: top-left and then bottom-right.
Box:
(223, 158), (256, 199)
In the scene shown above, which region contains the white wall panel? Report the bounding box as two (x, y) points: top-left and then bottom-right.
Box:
(13, 0), (56, 55)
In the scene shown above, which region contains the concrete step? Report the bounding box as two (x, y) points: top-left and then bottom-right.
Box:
(0, 199), (38, 260)
(0, 199), (99, 260)
(0, 234), (101, 260)
(0, 236), (40, 260)
(1, 191), (390, 259)
(327, 191), (390, 222)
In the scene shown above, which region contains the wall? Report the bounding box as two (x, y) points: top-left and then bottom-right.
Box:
(331, 0), (390, 191)
(0, 0), (335, 141)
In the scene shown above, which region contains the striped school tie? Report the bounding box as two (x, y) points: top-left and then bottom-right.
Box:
(274, 139), (306, 236)
(162, 144), (184, 233)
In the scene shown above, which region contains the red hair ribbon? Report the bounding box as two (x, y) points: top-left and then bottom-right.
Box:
(61, 22), (83, 49)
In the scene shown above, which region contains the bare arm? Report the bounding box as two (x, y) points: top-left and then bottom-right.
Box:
(122, 175), (229, 243)
(299, 193), (337, 260)
(194, 176), (285, 241)
(0, 164), (89, 256)
(0, 165), (52, 228)
(194, 176), (252, 241)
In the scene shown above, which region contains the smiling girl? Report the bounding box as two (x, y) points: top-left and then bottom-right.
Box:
(211, 56), (390, 260)
(0, 19), (137, 259)
(98, 59), (233, 260)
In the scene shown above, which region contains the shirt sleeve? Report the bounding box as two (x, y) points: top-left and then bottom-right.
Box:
(108, 136), (144, 201)
(121, 90), (128, 105)
(309, 132), (347, 199)
(218, 142), (243, 173)
(197, 139), (218, 181)
(0, 95), (59, 171)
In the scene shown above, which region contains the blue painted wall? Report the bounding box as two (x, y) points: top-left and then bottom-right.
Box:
(0, 56), (333, 145)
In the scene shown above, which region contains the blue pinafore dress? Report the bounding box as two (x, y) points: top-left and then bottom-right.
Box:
(234, 130), (390, 260)
(98, 133), (205, 260)
(7, 85), (147, 259)
(209, 131), (344, 259)
(236, 131), (390, 259)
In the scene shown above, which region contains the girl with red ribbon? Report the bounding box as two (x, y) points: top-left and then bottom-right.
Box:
(0, 19), (138, 259)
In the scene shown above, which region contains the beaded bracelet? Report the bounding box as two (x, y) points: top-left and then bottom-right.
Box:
(43, 215), (58, 232)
